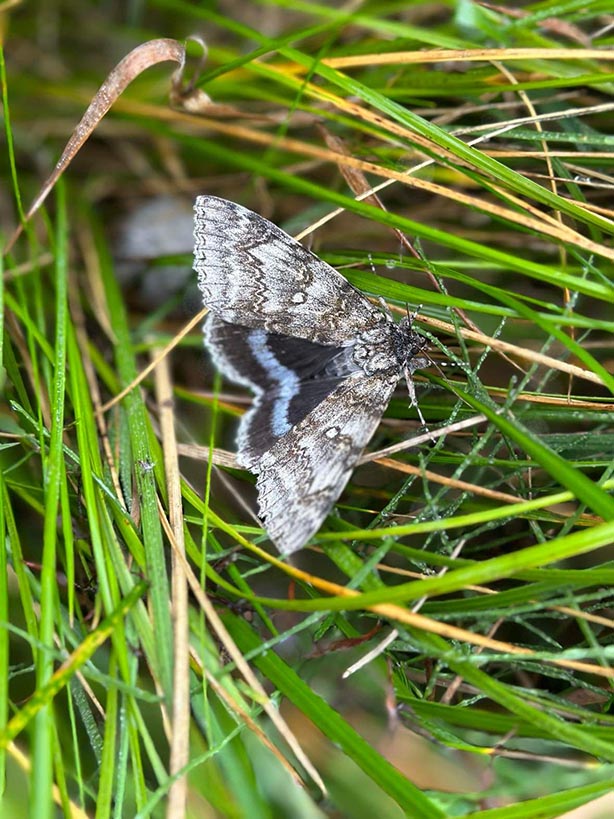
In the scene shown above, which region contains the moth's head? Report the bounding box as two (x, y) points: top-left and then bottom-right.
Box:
(397, 316), (429, 374)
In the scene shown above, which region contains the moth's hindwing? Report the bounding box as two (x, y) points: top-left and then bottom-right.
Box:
(205, 314), (348, 469)
(255, 371), (399, 555)
(194, 195), (385, 345)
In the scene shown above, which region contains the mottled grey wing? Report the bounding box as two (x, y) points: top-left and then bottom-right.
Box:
(194, 196), (385, 345)
(254, 370), (399, 555)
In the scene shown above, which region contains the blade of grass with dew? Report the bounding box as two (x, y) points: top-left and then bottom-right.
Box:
(90, 213), (174, 700)
(30, 181), (68, 819)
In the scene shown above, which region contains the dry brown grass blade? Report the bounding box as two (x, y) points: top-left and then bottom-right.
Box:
(176, 441), (237, 468)
(153, 348), (190, 819)
(419, 314), (610, 388)
(320, 47), (614, 69)
(371, 457), (600, 527)
(5, 38), (186, 254)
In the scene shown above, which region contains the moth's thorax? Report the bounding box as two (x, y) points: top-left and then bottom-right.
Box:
(395, 316), (429, 373)
(351, 316), (427, 376)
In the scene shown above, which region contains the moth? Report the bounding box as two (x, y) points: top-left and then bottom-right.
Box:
(194, 196), (429, 555)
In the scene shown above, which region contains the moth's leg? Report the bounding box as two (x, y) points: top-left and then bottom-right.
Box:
(404, 366), (427, 428)
(376, 296), (395, 322)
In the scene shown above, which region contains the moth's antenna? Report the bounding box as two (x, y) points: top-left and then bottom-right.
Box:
(406, 303), (422, 324)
